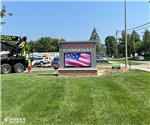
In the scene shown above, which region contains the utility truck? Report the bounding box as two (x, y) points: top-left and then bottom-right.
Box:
(0, 35), (28, 74)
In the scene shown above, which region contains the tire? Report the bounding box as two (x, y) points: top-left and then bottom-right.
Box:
(14, 63), (25, 73)
(1, 64), (12, 74)
(40, 61), (44, 65)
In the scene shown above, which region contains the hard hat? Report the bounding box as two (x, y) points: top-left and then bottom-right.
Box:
(22, 36), (27, 41)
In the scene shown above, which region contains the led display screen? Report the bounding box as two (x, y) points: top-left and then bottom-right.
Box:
(64, 53), (91, 67)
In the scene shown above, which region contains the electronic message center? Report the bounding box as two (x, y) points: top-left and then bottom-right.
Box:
(58, 41), (97, 76)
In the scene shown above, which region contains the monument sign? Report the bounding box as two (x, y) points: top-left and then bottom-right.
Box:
(58, 41), (98, 76)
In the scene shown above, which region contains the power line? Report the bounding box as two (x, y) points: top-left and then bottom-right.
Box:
(128, 25), (150, 32)
(127, 22), (150, 31)
(115, 25), (150, 40)
(116, 26), (150, 37)
(117, 22), (150, 32)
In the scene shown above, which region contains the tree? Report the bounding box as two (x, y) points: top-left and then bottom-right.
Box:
(89, 27), (106, 55)
(131, 30), (140, 42)
(98, 44), (106, 56)
(134, 41), (144, 54)
(143, 30), (150, 55)
(105, 36), (117, 57)
(117, 30), (146, 57)
(118, 31), (135, 57)
(0, 5), (13, 24)
(29, 37), (65, 52)
(117, 41), (124, 57)
(129, 30), (141, 55)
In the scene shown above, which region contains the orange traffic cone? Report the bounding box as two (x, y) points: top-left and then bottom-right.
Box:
(27, 59), (32, 72)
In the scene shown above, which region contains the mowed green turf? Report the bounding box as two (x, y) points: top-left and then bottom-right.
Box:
(1, 70), (150, 125)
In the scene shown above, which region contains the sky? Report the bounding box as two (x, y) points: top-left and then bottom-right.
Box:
(1, 0), (150, 43)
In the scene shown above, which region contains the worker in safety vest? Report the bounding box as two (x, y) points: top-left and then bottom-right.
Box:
(17, 37), (27, 58)
(17, 36), (27, 48)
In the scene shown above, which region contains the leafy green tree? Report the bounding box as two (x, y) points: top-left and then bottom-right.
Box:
(98, 44), (106, 56)
(105, 36), (117, 57)
(117, 30), (145, 57)
(118, 31), (136, 57)
(131, 30), (140, 42)
(89, 27), (106, 55)
(134, 41), (144, 54)
(117, 42), (124, 57)
(0, 5), (13, 24)
(29, 37), (65, 52)
(143, 30), (150, 55)
(129, 30), (141, 55)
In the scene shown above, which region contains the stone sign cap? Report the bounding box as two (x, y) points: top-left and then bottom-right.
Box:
(59, 41), (96, 44)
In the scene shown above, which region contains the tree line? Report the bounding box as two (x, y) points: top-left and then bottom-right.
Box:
(29, 37), (65, 52)
(105, 30), (150, 57)
(27, 28), (150, 58)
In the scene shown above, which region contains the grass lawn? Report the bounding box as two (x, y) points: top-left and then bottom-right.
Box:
(112, 60), (143, 65)
(1, 70), (150, 125)
(108, 58), (143, 65)
(96, 62), (112, 69)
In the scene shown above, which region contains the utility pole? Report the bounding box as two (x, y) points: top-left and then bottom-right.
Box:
(149, 1), (150, 28)
(124, 0), (128, 68)
(115, 30), (118, 58)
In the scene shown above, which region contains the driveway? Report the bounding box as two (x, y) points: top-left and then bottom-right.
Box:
(129, 61), (150, 72)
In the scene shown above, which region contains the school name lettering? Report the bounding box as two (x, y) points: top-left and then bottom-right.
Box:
(62, 48), (92, 52)
(61, 44), (94, 49)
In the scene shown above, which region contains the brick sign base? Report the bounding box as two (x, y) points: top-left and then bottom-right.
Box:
(58, 68), (98, 76)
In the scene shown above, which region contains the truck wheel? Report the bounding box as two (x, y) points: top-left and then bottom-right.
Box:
(14, 63), (25, 73)
(1, 64), (12, 74)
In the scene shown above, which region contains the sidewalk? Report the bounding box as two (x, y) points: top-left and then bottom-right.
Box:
(130, 62), (150, 72)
